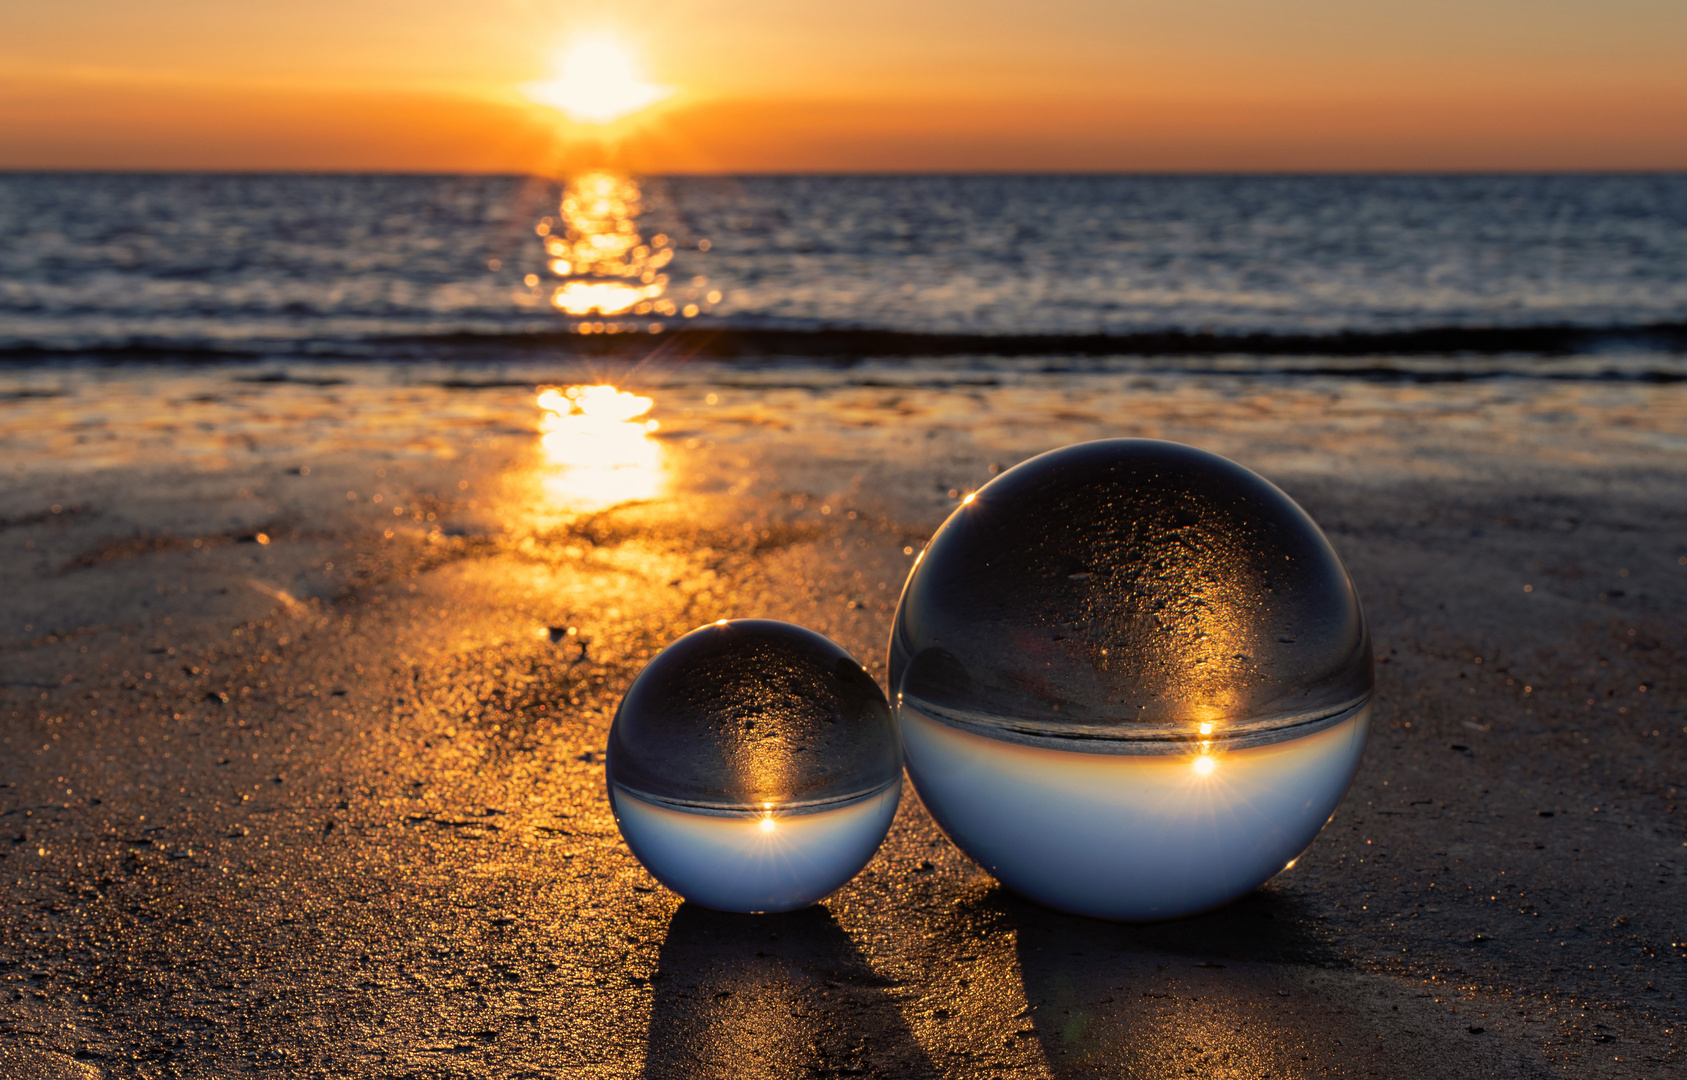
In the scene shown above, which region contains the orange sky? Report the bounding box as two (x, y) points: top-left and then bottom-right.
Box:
(2, 0), (1684, 172)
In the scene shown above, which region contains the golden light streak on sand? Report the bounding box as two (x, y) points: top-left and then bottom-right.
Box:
(243, 577), (305, 614)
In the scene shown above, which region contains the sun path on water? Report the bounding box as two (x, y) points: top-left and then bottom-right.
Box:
(522, 40), (672, 125)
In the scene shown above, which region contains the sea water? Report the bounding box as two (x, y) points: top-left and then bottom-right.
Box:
(6, 173), (1686, 362)
(607, 619), (901, 913)
(889, 439), (1374, 920)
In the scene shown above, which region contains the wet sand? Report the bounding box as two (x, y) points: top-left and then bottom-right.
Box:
(2, 358), (1684, 1079)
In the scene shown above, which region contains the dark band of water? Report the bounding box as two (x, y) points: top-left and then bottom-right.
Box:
(3, 323), (1686, 379)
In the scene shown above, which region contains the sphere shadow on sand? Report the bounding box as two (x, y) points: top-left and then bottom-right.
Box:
(985, 888), (1555, 1079)
(641, 903), (940, 1080)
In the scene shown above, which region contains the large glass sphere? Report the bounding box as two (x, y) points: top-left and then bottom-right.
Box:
(608, 619), (902, 913)
(889, 439), (1372, 921)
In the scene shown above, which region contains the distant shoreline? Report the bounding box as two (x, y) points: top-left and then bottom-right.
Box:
(3, 168), (1687, 179)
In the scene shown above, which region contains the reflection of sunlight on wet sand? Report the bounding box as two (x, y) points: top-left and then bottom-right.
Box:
(537, 384), (665, 509)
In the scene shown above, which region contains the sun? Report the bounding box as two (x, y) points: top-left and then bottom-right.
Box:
(523, 39), (672, 125)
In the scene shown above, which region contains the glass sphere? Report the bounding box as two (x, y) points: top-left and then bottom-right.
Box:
(608, 619), (902, 913)
(889, 439), (1372, 921)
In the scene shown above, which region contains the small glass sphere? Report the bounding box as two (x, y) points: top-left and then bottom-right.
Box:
(608, 619), (902, 913)
(890, 439), (1373, 921)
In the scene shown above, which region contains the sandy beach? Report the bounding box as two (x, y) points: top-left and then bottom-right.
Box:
(2, 357), (1684, 1079)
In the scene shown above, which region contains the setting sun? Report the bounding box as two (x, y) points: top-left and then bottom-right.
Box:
(522, 39), (671, 125)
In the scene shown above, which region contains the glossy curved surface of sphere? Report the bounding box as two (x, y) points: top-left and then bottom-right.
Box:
(889, 440), (1373, 920)
(891, 439), (1370, 746)
(608, 619), (901, 913)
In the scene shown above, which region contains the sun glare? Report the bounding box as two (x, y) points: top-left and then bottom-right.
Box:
(536, 384), (664, 508)
(523, 40), (671, 124)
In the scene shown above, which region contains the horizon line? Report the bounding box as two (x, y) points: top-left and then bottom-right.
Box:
(3, 166), (1686, 179)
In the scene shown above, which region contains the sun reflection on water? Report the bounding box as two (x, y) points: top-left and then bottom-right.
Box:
(534, 172), (722, 331)
(536, 384), (664, 508)
(538, 173), (678, 325)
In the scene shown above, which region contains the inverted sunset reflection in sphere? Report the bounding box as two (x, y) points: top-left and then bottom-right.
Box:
(607, 620), (902, 913)
(890, 439), (1374, 921)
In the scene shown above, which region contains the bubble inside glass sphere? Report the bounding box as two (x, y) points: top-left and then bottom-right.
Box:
(608, 619), (902, 913)
(890, 439), (1373, 921)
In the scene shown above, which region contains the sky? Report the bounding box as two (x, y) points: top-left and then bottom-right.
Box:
(1, 0), (1684, 172)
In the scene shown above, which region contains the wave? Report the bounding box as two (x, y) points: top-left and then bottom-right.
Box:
(2, 321), (1685, 380)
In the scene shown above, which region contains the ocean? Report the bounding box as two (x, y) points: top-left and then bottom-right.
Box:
(2, 172), (1685, 378)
